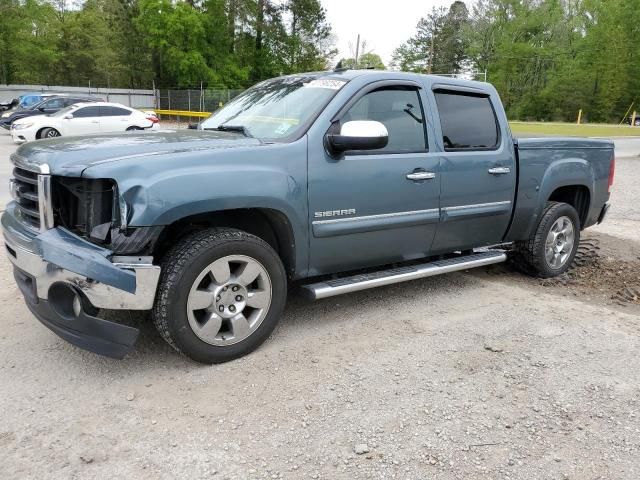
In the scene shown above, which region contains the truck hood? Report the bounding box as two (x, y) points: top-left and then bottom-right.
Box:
(11, 129), (263, 175)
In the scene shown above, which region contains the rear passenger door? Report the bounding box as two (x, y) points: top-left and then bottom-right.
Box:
(100, 106), (133, 132)
(430, 88), (516, 253)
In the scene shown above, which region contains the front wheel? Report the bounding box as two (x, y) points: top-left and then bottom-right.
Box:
(40, 128), (60, 139)
(513, 202), (581, 278)
(152, 228), (287, 364)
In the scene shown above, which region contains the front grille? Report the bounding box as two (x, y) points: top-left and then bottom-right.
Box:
(11, 167), (41, 229)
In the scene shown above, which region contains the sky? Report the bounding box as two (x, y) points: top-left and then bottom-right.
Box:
(321, 0), (473, 67)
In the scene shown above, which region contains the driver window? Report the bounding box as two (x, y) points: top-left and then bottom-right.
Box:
(45, 98), (65, 109)
(342, 87), (427, 153)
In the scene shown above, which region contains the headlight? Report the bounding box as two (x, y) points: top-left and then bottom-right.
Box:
(13, 123), (33, 130)
(1, 112), (11, 118)
(52, 177), (118, 242)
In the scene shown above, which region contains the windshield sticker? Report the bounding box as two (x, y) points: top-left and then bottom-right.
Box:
(303, 79), (346, 90)
(275, 123), (293, 136)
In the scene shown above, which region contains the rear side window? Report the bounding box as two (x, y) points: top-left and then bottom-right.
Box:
(434, 91), (499, 151)
(43, 98), (66, 109)
(73, 106), (102, 118)
(102, 106), (131, 117)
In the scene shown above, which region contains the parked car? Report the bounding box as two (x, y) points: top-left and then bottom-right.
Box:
(2, 70), (614, 363)
(626, 115), (640, 127)
(18, 93), (53, 108)
(0, 98), (18, 112)
(1, 95), (100, 130)
(10, 102), (160, 143)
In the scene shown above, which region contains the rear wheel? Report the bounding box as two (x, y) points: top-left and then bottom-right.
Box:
(513, 201), (581, 278)
(152, 228), (287, 364)
(126, 126), (143, 131)
(40, 128), (60, 139)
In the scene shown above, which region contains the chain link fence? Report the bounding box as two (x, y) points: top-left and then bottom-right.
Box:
(157, 89), (244, 113)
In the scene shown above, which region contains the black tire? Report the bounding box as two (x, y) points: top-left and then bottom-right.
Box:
(126, 126), (143, 131)
(152, 228), (287, 364)
(512, 201), (581, 278)
(40, 128), (60, 139)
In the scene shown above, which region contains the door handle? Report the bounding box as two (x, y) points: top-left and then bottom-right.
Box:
(406, 172), (436, 181)
(488, 167), (511, 175)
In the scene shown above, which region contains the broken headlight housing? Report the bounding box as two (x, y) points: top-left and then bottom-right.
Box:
(52, 177), (119, 244)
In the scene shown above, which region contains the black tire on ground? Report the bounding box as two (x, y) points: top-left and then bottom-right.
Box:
(152, 228), (287, 364)
(512, 201), (581, 278)
(40, 128), (60, 139)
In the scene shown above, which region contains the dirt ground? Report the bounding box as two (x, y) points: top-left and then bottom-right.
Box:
(1, 132), (639, 479)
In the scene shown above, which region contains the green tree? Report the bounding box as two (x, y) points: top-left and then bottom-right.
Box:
(137, 0), (215, 87)
(338, 52), (385, 70)
(282, 0), (337, 73)
(391, 1), (469, 74)
(0, 0), (58, 85)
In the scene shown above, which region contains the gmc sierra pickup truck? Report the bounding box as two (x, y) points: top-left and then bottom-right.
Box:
(2, 70), (615, 364)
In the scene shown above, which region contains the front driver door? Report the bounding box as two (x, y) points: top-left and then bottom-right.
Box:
(39, 97), (66, 114)
(307, 82), (441, 276)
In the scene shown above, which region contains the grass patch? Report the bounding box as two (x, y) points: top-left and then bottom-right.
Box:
(509, 121), (640, 138)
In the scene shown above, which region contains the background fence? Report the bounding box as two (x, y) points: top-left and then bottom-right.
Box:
(0, 84), (156, 108)
(157, 89), (244, 113)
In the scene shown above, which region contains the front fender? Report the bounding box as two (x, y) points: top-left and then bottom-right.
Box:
(82, 139), (310, 277)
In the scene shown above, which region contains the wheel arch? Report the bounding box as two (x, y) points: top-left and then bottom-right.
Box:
(547, 184), (591, 228)
(36, 126), (59, 139)
(152, 208), (297, 279)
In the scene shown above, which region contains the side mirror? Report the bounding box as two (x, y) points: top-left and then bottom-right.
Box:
(64, 113), (73, 119)
(38, 107), (46, 112)
(326, 120), (388, 155)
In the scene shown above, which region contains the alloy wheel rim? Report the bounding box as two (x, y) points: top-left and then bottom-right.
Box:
(186, 255), (272, 346)
(545, 216), (575, 269)
(46, 130), (59, 137)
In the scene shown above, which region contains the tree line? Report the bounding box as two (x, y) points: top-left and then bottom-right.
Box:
(0, 0), (336, 90)
(1, 0), (639, 122)
(392, 0), (640, 123)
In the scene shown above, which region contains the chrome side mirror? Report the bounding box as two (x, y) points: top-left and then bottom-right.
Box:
(326, 120), (389, 155)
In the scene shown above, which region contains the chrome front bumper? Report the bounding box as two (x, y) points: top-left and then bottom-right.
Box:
(2, 204), (160, 311)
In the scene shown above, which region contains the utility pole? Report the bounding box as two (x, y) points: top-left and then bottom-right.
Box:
(354, 34), (360, 68)
(427, 35), (434, 74)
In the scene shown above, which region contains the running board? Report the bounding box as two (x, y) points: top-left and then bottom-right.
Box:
(301, 250), (507, 300)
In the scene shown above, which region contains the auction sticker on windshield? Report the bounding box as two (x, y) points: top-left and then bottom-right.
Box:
(303, 79), (346, 90)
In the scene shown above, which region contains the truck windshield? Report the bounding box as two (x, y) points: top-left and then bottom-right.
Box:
(200, 76), (347, 141)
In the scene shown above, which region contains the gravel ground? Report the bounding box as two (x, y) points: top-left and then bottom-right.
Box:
(0, 130), (639, 479)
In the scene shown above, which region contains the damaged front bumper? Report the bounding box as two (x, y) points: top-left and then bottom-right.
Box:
(2, 203), (160, 359)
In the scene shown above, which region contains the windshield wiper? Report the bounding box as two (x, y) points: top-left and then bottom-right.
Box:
(213, 124), (254, 138)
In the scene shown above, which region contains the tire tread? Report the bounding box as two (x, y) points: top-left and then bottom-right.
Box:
(512, 201), (580, 278)
(152, 227), (277, 359)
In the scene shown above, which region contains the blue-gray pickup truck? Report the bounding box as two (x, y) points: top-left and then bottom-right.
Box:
(2, 70), (615, 363)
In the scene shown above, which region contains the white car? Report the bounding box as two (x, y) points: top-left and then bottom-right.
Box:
(10, 102), (160, 143)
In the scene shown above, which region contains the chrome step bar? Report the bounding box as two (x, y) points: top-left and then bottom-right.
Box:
(301, 250), (507, 300)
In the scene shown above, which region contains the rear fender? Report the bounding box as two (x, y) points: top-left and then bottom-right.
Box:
(506, 156), (595, 242)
